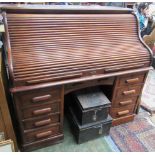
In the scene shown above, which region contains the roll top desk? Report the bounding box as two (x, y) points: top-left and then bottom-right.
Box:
(1, 5), (153, 151)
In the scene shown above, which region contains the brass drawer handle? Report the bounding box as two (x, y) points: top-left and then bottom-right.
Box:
(123, 90), (136, 95)
(119, 100), (132, 106)
(36, 131), (52, 139)
(117, 110), (129, 116)
(32, 94), (51, 103)
(33, 108), (52, 116)
(34, 118), (52, 127)
(126, 78), (139, 84)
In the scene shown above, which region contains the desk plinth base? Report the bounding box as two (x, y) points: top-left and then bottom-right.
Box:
(112, 114), (135, 126)
(20, 134), (64, 152)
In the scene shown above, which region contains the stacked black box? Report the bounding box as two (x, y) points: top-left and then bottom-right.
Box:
(66, 87), (112, 144)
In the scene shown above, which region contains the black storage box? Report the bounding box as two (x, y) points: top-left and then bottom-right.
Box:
(70, 87), (111, 125)
(67, 106), (112, 144)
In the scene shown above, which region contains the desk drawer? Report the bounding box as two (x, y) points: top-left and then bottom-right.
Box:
(65, 77), (114, 94)
(117, 73), (145, 86)
(22, 102), (60, 119)
(114, 85), (142, 99)
(15, 86), (61, 108)
(110, 104), (135, 118)
(112, 97), (137, 108)
(24, 124), (61, 143)
(22, 113), (60, 130)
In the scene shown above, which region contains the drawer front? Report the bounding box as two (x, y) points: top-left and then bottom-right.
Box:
(24, 124), (61, 143)
(117, 73), (145, 86)
(22, 102), (60, 119)
(23, 113), (60, 130)
(16, 86), (61, 108)
(65, 77), (114, 94)
(114, 85), (142, 99)
(110, 104), (135, 118)
(112, 97), (137, 108)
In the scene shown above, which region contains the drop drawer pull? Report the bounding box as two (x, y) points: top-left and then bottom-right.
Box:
(118, 110), (129, 116)
(126, 78), (139, 84)
(32, 94), (51, 103)
(123, 90), (136, 95)
(33, 108), (52, 116)
(36, 131), (52, 139)
(119, 100), (132, 106)
(34, 118), (52, 127)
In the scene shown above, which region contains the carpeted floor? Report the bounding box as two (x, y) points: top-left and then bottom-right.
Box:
(35, 117), (112, 152)
(150, 114), (155, 125)
(110, 110), (155, 152)
(141, 69), (155, 114)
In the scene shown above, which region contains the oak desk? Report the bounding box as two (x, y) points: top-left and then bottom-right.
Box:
(1, 5), (153, 151)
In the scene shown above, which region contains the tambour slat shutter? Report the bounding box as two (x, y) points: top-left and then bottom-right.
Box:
(3, 8), (152, 87)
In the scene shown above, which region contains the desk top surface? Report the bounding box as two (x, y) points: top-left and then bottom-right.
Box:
(0, 5), (133, 13)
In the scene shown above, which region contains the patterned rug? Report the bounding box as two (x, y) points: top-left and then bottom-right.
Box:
(150, 114), (155, 125)
(110, 111), (155, 152)
(141, 69), (155, 114)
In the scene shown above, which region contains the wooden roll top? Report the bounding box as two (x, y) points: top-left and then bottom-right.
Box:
(1, 6), (153, 89)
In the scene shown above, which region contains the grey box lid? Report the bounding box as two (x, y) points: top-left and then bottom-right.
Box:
(73, 87), (111, 110)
